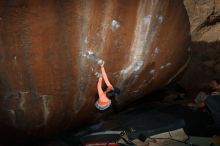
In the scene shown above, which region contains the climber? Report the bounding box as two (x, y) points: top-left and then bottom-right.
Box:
(95, 63), (120, 110)
(188, 79), (220, 131)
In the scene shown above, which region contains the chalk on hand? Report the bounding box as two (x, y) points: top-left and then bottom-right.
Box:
(97, 59), (104, 66)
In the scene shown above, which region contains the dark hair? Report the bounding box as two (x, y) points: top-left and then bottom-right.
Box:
(212, 78), (220, 84)
(113, 87), (121, 95)
(106, 87), (121, 99)
(106, 90), (115, 99)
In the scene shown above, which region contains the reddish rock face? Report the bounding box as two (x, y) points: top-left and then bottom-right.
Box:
(0, 0), (190, 136)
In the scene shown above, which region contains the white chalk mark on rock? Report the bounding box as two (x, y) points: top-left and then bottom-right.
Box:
(8, 109), (16, 125)
(14, 56), (17, 64)
(83, 51), (104, 66)
(188, 47), (191, 52)
(94, 72), (102, 78)
(158, 15), (163, 23)
(19, 91), (28, 112)
(91, 67), (94, 72)
(150, 69), (155, 74)
(41, 95), (50, 126)
(87, 50), (94, 55)
(133, 61), (144, 71)
(166, 62), (172, 67)
(120, 69), (128, 75)
(84, 37), (89, 44)
(154, 47), (160, 54)
(160, 62), (172, 70)
(133, 90), (139, 93)
(152, 47), (160, 59)
(160, 65), (165, 69)
(144, 15), (151, 25)
(111, 20), (120, 31)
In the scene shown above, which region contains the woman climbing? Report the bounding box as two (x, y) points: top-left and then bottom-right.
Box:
(95, 63), (120, 110)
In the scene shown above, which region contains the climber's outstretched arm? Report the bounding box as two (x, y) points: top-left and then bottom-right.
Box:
(101, 65), (113, 90)
(97, 77), (105, 97)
